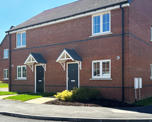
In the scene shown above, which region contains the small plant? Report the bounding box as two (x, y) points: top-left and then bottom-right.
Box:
(54, 90), (73, 101)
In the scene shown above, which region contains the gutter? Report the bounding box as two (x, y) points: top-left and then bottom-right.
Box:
(6, 1), (129, 33)
(8, 32), (12, 91)
(120, 5), (125, 102)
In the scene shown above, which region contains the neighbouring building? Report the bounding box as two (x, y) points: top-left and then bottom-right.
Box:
(1, 0), (152, 103)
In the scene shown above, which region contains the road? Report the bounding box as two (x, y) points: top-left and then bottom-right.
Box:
(0, 115), (67, 122)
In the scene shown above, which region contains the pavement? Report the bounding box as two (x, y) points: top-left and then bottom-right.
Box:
(25, 97), (57, 104)
(0, 99), (152, 121)
(0, 88), (152, 121)
(0, 88), (8, 91)
(0, 94), (17, 99)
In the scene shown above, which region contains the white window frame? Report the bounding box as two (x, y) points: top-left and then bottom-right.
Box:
(92, 59), (111, 79)
(16, 31), (26, 48)
(92, 11), (111, 36)
(150, 64), (152, 80)
(17, 65), (27, 80)
(3, 69), (8, 80)
(150, 26), (152, 42)
(3, 49), (9, 59)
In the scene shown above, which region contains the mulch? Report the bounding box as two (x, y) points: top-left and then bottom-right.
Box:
(46, 99), (135, 108)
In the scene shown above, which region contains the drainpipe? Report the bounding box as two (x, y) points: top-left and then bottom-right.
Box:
(8, 32), (12, 91)
(120, 5), (125, 102)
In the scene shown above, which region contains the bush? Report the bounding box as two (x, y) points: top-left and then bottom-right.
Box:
(54, 90), (73, 101)
(72, 88), (101, 102)
(54, 88), (101, 102)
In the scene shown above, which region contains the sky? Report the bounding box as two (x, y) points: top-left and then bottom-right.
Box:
(0, 0), (77, 42)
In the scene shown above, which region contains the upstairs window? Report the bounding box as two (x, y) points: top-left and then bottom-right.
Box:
(16, 32), (26, 48)
(92, 59), (111, 79)
(17, 65), (27, 80)
(3, 69), (8, 80)
(3, 49), (9, 59)
(92, 12), (111, 35)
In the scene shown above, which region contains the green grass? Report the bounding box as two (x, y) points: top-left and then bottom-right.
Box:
(0, 91), (16, 95)
(134, 97), (152, 106)
(0, 83), (8, 88)
(5, 94), (42, 102)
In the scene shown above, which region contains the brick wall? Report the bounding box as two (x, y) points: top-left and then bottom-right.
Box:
(0, 35), (9, 83)
(125, 0), (152, 102)
(9, 8), (126, 101)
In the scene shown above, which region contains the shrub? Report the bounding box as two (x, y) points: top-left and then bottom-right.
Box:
(54, 90), (73, 101)
(72, 88), (101, 102)
(54, 88), (101, 102)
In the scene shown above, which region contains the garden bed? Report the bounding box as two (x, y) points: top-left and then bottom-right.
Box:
(47, 99), (135, 108)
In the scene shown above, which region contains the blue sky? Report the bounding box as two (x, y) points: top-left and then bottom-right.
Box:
(0, 0), (77, 42)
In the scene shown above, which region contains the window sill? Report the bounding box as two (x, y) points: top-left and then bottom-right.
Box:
(3, 58), (8, 60)
(15, 46), (26, 49)
(90, 32), (112, 38)
(90, 78), (112, 81)
(15, 78), (27, 81)
(3, 78), (9, 81)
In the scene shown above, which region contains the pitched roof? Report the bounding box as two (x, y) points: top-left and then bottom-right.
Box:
(9, 0), (128, 32)
(30, 53), (47, 64)
(65, 48), (82, 61)
(56, 48), (82, 62)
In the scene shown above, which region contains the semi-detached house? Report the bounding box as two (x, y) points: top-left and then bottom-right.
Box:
(1, 0), (152, 103)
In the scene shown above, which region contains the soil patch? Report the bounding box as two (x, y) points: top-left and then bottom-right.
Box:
(46, 99), (135, 108)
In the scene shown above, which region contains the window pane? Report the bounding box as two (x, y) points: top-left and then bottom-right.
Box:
(22, 32), (26, 46)
(6, 70), (8, 78)
(22, 66), (27, 78)
(4, 49), (8, 59)
(93, 62), (100, 77)
(93, 16), (100, 34)
(102, 61), (110, 75)
(103, 13), (110, 32)
(150, 64), (152, 78)
(3, 70), (8, 79)
(151, 27), (152, 40)
(17, 67), (21, 78)
(17, 33), (21, 47)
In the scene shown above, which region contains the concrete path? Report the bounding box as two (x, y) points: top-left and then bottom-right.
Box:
(0, 95), (17, 99)
(25, 97), (57, 104)
(0, 88), (8, 91)
(0, 99), (152, 121)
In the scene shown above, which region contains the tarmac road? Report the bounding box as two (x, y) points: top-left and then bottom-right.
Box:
(0, 114), (67, 122)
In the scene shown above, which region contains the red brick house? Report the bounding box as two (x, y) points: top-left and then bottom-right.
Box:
(1, 0), (152, 103)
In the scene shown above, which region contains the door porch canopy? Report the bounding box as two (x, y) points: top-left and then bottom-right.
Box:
(24, 53), (47, 72)
(56, 48), (82, 70)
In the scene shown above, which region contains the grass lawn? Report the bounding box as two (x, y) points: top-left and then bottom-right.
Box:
(0, 83), (8, 88)
(0, 91), (16, 95)
(134, 97), (152, 106)
(5, 94), (42, 102)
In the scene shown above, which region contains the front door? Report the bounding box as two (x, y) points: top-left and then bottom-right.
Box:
(36, 65), (44, 93)
(68, 63), (79, 90)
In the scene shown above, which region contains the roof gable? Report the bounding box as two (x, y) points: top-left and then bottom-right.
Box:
(56, 48), (82, 62)
(24, 53), (46, 64)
